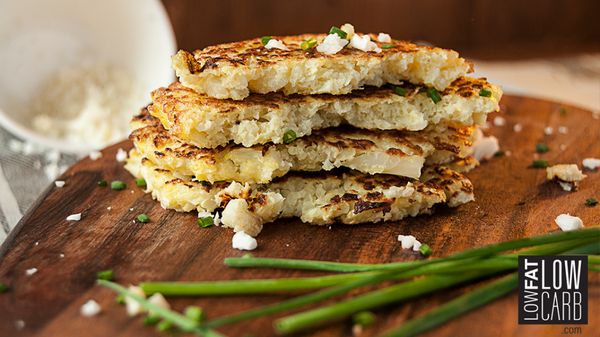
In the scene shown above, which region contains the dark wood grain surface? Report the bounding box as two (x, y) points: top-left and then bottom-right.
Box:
(0, 95), (599, 337)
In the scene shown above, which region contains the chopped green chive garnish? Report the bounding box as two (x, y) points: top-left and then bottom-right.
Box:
(96, 269), (114, 281)
(283, 130), (297, 144)
(260, 36), (272, 45)
(479, 89), (492, 97)
(144, 315), (161, 326)
(157, 320), (173, 332)
(111, 181), (126, 190)
(197, 216), (214, 228)
(419, 244), (433, 257)
(586, 198), (598, 207)
(115, 295), (125, 305)
(300, 38), (317, 51)
(531, 160), (549, 168)
(535, 143), (549, 153)
(426, 87), (442, 104)
(97, 180), (108, 187)
(184, 306), (205, 323)
(328, 26), (347, 39)
(352, 311), (376, 327)
(381, 44), (395, 49)
(393, 86), (407, 97)
(559, 106), (567, 116)
(137, 214), (150, 223)
(494, 150), (505, 157)
(0, 283), (9, 293)
(135, 178), (147, 188)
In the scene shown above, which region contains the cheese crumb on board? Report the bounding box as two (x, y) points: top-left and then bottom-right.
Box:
(513, 123), (523, 132)
(582, 158), (600, 170)
(125, 286), (146, 316)
(66, 213), (82, 221)
(544, 126), (553, 135)
(493, 116), (506, 126)
(555, 214), (584, 231)
(89, 151), (103, 160)
(472, 129), (500, 161)
(232, 231), (258, 251)
(148, 293), (170, 310)
(54, 180), (65, 188)
(116, 148), (128, 162)
(26, 267), (38, 276)
(80, 299), (101, 317)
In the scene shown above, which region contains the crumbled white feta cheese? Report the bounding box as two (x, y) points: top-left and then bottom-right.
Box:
(15, 320), (25, 330)
(8, 139), (23, 153)
(412, 240), (422, 252)
(116, 148), (128, 162)
(349, 34), (382, 53)
(54, 180), (65, 188)
(66, 213), (82, 221)
(26, 267), (38, 276)
(558, 181), (573, 192)
(80, 299), (101, 317)
(46, 150), (61, 163)
(559, 144), (567, 151)
(472, 130), (500, 161)
(583, 158), (600, 170)
(544, 126), (554, 135)
(148, 293), (170, 310)
(232, 231), (258, 251)
(213, 212), (221, 226)
(264, 39), (288, 50)
(555, 214), (584, 231)
(493, 116), (506, 126)
(59, 253), (65, 258)
(513, 123), (523, 132)
(125, 286), (146, 316)
(107, 206), (112, 211)
(397, 235), (416, 249)
(89, 151), (103, 160)
(377, 32), (392, 43)
(558, 126), (568, 134)
(316, 34), (348, 55)
(340, 23), (355, 40)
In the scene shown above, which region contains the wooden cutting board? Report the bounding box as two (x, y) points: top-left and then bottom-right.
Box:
(0, 95), (598, 337)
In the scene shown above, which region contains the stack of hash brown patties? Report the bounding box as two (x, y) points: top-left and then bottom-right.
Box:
(125, 30), (502, 237)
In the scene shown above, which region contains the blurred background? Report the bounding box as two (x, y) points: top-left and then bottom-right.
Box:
(0, 0), (599, 241)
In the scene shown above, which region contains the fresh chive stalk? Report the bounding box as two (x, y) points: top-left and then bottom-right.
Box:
(224, 228), (600, 272)
(97, 280), (224, 337)
(97, 180), (108, 187)
(586, 198), (598, 206)
(96, 269), (114, 281)
(0, 283), (8, 293)
(419, 244), (432, 256)
(185, 306), (205, 323)
(381, 44), (395, 49)
(378, 273), (518, 337)
(353, 311), (376, 327)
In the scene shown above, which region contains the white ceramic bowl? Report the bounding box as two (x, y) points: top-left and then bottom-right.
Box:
(0, 0), (176, 153)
